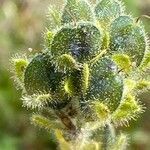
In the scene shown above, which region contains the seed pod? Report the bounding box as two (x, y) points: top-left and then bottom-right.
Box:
(82, 57), (123, 112)
(61, 0), (95, 24)
(24, 53), (64, 94)
(51, 22), (103, 62)
(109, 16), (146, 66)
(24, 53), (69, 109)
(95, 0), (124, 28)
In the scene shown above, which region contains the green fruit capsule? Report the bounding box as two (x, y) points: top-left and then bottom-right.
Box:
(24, 53), (64, 95)
(24, 53), (70, 109)
(82, 57), (123, 112)
(95, 0), (124, 28)
(61, 0), (95, 24)
(51, 22), (103, 62)
(109, 16), (146, 66)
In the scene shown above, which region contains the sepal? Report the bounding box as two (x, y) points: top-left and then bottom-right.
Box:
(112, 95), (144, 126)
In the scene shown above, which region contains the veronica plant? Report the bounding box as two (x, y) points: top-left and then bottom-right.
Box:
(11, 0), (150, 149)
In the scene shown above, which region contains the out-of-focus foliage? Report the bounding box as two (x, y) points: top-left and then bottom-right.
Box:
(119, 1), (150, 150)
(0, 0), (59, 149)
(0, 0), (149, 150)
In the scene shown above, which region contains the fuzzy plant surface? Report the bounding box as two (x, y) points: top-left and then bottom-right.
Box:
(11, 0), (150, 150)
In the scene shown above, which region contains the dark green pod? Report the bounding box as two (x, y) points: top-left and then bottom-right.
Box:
(51, 22), (103, 62)
(109, 16), (146, 66)
(24, 53), (70, 109)
(95, 0), (124, 28)
(24, 53), (64, 95)
(61, 0), (95, 24)
(82, 57), (123, 112)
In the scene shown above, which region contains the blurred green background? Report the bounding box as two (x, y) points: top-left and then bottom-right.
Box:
(0, 0), (149, 150)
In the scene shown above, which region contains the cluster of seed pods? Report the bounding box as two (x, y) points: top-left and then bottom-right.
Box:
(11, 0), (149, 149)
